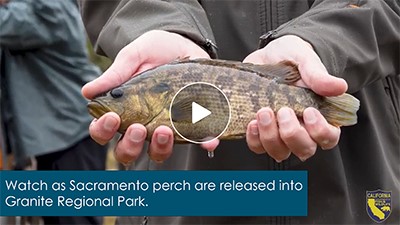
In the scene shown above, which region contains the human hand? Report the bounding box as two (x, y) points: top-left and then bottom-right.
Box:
(243, 35), (348, 162)
(82, 30), (217, 165)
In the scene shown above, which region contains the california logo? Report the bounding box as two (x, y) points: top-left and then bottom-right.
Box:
(366, 190), (392, 223)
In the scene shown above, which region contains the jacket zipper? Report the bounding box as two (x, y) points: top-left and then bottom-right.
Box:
(178, 6), (218, 58)
(384, 77), (400, 126)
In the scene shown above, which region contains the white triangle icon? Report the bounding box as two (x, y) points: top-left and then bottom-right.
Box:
(192, 102), (212, 124)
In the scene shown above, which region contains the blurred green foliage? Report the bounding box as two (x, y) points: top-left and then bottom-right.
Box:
(86, 40), (112, 72)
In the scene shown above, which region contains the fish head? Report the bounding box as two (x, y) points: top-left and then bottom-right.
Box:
(87, 78), (173, 133)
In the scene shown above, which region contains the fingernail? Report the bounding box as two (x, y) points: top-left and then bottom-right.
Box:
(250, 124), (259, 135)
(157, 134), (169, 145)
(321, 140), (331, 150)
(278, 108), (291, 122)
(121, 161), (134, 169)
(258, 111), (271, 126)
(299, 156), (308, 162)
(304, 109), (317, 124)
(103, 117), (118, 131)
(130, 128), (145, 143)
(154, 159), (164, 164)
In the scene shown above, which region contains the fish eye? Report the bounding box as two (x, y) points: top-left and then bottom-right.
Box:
(110, 88), (124, 98)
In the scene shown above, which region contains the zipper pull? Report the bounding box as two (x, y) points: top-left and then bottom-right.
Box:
(258, 30), (277, 49)
(204, 39), (218, 59)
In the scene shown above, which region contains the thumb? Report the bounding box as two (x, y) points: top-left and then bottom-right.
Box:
(245, 35), (348, 97)
(82, 44), (142, 99)
(244, 49), (348, 96)
(243, 49), (267, 64)
(297, 54), (348, 96)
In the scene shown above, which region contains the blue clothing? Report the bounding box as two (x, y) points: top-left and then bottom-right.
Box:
(0, 0), (100, 164)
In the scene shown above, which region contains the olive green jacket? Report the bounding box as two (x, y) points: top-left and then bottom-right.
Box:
(0, 0), (100, 166)
(80, 0), (399, 224)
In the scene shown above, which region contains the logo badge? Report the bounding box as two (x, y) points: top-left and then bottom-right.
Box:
(366, 190), (392, 223)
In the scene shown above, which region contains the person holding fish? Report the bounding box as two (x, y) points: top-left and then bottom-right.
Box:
(79, 0), (399, 224)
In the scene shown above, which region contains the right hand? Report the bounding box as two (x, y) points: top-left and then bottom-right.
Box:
(243, 35), (347, 162)
(82, 30), (217, 165)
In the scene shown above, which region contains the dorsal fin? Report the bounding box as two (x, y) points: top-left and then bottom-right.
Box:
(256, 61), (301, 84)
(171, 59), (301, 84)
(170, 56), (191, 64)
(172, 58), (258, 71)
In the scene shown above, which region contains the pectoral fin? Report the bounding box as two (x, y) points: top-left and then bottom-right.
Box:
(170, 98), (193, 123)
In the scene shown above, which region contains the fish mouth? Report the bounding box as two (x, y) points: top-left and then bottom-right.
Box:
(87, 100), (111, 119)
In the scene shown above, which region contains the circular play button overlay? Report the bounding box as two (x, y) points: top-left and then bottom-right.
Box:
(169, 82), (231, 144)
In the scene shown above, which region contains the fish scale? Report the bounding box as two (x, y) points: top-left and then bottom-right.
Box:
(88, 59), (359, 141)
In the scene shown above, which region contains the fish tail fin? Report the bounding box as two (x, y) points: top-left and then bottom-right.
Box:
(319, 93), (360, 127)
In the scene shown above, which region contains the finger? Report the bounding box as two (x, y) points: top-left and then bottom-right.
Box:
(89, 112), (120, 145)
(148, 126), (174, 163)
(82, 44), (142, 99)
(246, 120), (265, 154)
(200, 138), (220, 152)
(277, 107), (317, 161)
(257, 108), (291, 162)
(114, 124), (147, 164)
(303, 107), (341, 150)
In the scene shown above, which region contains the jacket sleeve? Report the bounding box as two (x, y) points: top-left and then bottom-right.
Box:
(262, 0), (400, 93)
(0, 0), (69, 50)
(80, 0), (216, 59)
(78, 0), (119, 50)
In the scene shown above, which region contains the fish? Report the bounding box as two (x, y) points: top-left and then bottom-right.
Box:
(87, 58), (360, 142)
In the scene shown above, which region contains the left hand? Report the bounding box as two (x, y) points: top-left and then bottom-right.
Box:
(243, 35), (347, 162)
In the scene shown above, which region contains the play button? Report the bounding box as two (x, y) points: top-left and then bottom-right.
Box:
(192, 102), (211, 124)
(169, 82), (231, 144)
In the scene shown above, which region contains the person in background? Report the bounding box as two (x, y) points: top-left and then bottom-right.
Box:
(0, 0), (107, 224)
(80, 0), (399, 224)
